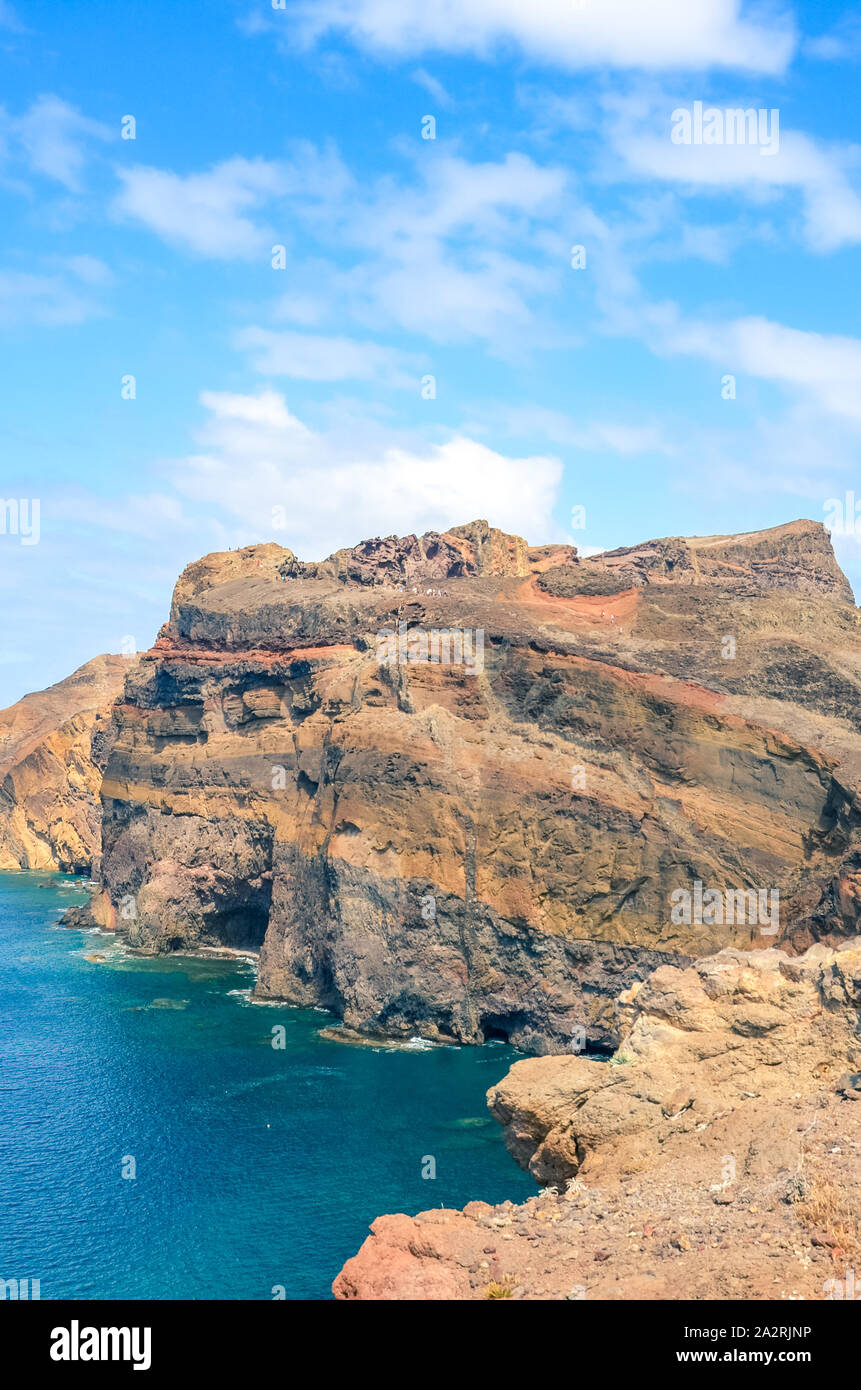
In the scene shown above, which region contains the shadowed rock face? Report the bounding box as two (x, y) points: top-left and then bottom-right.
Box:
(86, 516), (861, 1050)
(0, 655), (134, 872)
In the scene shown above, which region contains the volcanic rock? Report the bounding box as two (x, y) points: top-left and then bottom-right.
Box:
(74, 516), (861, 1050)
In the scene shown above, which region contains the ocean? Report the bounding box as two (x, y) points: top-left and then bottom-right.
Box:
(0, 873), (533, 1300)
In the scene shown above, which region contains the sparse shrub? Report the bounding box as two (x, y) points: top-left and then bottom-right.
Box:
(484, 1276), (517, 1299)
(792, 1173), (859, 1255)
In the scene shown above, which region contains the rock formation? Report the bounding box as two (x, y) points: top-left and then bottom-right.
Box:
(0, 654), (133, 872)
(71, 516), (861, 1052)
(334, 936), (861, 1299)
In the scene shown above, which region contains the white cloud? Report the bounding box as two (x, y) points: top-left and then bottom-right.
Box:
(496, 405), (673, 457)
(0, 1), (28, 33)
(109, 142), (354, 260)
(412, 68), (453, 108)
(605, 92), (861, 252)
(112, 156), (287, 258)
(132, 144), (571, 345)
(235, 326), (421, 385)
(55, 490), (196, 541)
(198, 386), (311, 437)
(0, 267), (103, 326)
(61, 254), (114, 286)
(359, 151), (567, 245)
(10, 94), (112, 190)
(284, 150), (569, 347)
(272, 285), (331, 326)
(91, 136), (571, 349)
(347, 244), (555, 345)
(174, 388), (563, 556)
(804, 16), (861, 61)
(646, 307), (861, 424)
(281, 0), (795, 74)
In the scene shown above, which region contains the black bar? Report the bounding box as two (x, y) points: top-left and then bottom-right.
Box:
(2, 1298), (852, 1375)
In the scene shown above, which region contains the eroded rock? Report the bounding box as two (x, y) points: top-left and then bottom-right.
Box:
(72, 517), (861, 1048)
(335, 938), (861, 1300)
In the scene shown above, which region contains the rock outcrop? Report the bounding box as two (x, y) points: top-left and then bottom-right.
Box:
(560, 520), (855, 600)
(75, 516), (861, 1051)
(334, 936), (861, 1299)
(0, 655), (133, 872)
(303, 519), (533, 587)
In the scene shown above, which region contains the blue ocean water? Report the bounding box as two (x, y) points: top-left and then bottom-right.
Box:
(0, 873), (534, 1300)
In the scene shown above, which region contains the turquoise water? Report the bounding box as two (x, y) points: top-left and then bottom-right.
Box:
(0, 873), (533, 1300)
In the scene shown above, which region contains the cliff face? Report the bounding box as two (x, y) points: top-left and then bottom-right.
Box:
(334, 935), (861, 1300)
(81, 516), (861, 1051)
(0, 655), (133, 872)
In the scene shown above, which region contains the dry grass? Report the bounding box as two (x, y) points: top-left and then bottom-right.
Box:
(484, 1276), (517, 1299)
(793, 1172), (859, 1256)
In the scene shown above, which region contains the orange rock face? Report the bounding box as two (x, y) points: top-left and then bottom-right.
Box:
(78, 516), (861, 1055)
(0, 654), (134, 872)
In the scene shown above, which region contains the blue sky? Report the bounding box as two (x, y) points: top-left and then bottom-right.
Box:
(2, 0), (861, 705)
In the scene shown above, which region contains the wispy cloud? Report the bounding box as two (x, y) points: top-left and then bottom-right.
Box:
(277, 0), (796, 74)
(295, 148), (568, 349)
(235, 327), (423, 386)
(411, 68), (453, 108)
(615, 101), (861, 252)
(114, 143), (570, 349)
(0, 263), (107, 326)
(4, 94), (112, 191)
(804, 13), (861, 62)
(642, 304), (861, 425)
(0, 1), (30, 35)
(112, 156), (287, 258)
(497, 405), (674, 458)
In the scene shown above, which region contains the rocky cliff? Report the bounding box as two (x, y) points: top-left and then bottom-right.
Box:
(74, 515), (861, 1053)
(0, 654), (133, 872)
(334, 935), (861, 1300)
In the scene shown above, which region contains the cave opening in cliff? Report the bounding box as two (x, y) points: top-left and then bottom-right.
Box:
(482, 1023), (510, 1043)
(480, 1015), (515, 1044)
(197, 879), (274, 953)
(205, 904), (270, 952)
